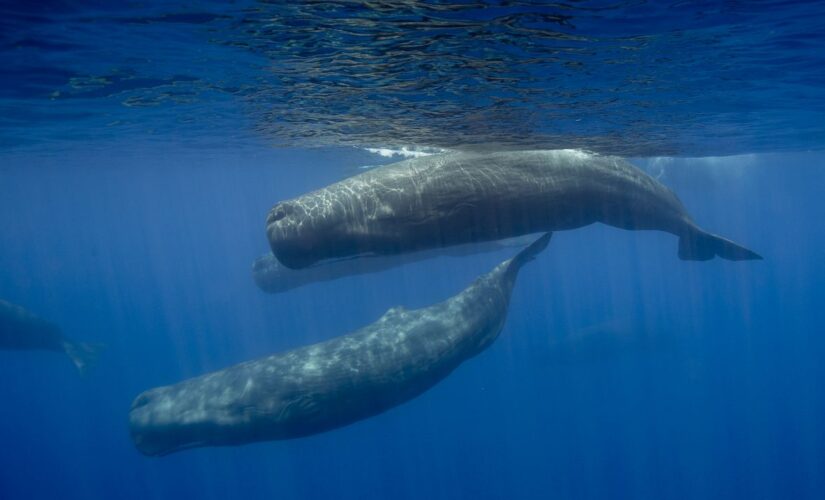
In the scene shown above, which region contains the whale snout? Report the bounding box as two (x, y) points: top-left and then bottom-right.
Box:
(129, 380), (259, 457)
(128, 387), (212, 457)
(129, 390), (171, 456)
(266, 201), (297, 226)
(129, 388), (184, 456)
(266, 202), (329, 269)
(266, 197), (361, 269)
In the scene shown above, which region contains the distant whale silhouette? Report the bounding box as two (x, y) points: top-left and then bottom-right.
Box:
(0, 299), (103, 375)
(129, 233), (552, 456)
(266, 149), (761, 269)
(252, 235), (533, 294)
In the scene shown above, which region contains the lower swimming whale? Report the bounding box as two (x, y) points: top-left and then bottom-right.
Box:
(0, 299), (103, 375)
(129, 233), (552, 456)
(266, 149), (761, 269)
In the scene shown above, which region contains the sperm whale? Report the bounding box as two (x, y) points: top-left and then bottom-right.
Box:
(129, 233), (552, 456)
(266, 149), (760, 269)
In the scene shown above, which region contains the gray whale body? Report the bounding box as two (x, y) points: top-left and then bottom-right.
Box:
(266, 149), (760, 269)
(0, 299), (103, 374)
(129, 233), (552, 456)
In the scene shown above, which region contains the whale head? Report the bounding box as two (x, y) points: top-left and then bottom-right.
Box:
(128, 377), (262, 457)
(266, 196), (364, 269)
(266, 200), (321, 269)
(129, 387), (210, 456)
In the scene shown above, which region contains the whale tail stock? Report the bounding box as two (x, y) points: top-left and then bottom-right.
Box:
(505, 232), (553, 278)
(678, 228), (762, 261)
(63, 340), (105, 376)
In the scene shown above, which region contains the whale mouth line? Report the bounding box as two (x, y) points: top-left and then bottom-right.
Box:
(148, 439), (208, 457)
(132, 429), (210, 457)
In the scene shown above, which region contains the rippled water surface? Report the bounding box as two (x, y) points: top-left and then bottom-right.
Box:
(2, 1), (824, 155)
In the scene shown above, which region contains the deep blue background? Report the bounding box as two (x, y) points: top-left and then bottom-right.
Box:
(1, 146), (822, 499)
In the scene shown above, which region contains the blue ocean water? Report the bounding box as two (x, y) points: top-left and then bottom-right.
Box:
(1, 2), (824, 499)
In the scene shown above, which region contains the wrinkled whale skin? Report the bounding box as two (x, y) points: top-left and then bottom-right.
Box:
(266, 150), (760, 269)
(129, 234), (551, 456)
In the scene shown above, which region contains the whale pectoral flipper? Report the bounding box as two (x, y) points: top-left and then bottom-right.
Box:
(63, 340), (105, 375)
(678, 230), (762, 261)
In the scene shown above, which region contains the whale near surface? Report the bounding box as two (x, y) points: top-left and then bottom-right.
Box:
(129, 233), (552, 456)
(0, 299), (103, 374)
(266, 149), (761, 269)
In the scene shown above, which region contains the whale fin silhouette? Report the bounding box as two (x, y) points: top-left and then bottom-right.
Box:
(63, 341), (105, 376)
(678, 230), (762, 261)
(506, 232), (553, 275)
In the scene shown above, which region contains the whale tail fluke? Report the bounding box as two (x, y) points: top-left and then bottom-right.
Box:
(64, 341), (105, 376)
(678, 229), (762, 261)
